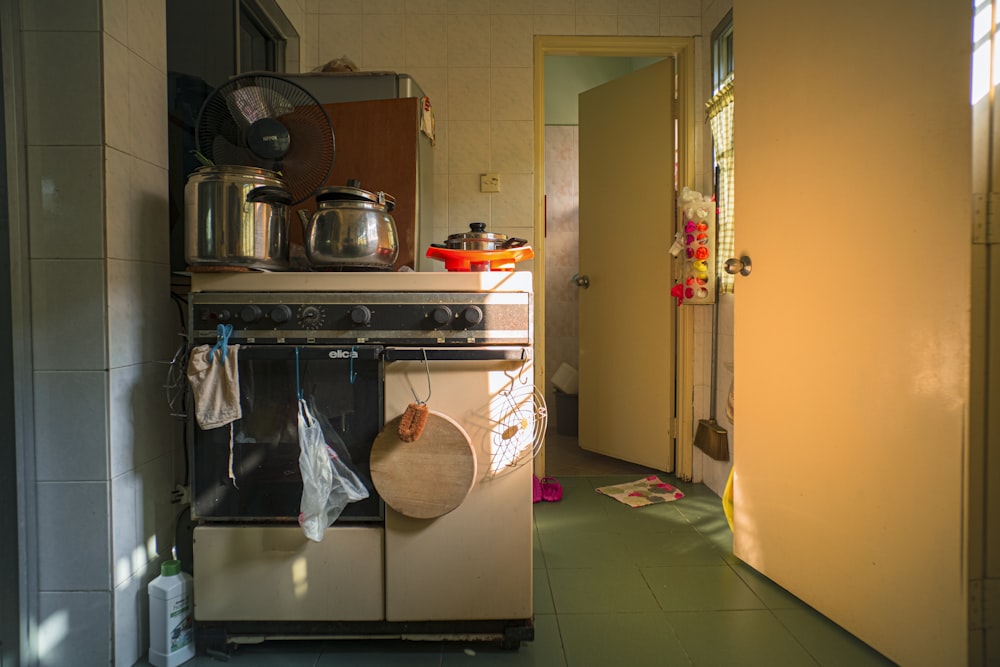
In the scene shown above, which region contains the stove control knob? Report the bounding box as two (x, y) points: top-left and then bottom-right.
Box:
(270, 305), (292, 324)
(240, 305), (262, 323)
(298, 305), (325, 329)
(460, 306), (483, 327)
(431, 306), (453, 326)
(350, 305), (372, 326)
(215, 309), (231, 323)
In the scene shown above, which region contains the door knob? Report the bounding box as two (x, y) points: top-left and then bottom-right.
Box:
(573, 274), (590, 289)
(724, 256), (752, 277)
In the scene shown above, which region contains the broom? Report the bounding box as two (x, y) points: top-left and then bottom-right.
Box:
(694, 262), (730, 461)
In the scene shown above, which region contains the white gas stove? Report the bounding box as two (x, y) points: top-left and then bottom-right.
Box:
(186, 270), (538, 652)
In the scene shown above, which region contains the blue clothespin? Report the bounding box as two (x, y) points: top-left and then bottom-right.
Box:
(210, 324), (233, 364)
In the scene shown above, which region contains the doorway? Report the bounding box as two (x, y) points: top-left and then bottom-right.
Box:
(532, 36), (698, 479)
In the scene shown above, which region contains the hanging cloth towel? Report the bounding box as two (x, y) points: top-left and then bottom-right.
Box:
(187, 327), (242, 487)
(186, 341), (242, 430)
(419, 96), (436, 145)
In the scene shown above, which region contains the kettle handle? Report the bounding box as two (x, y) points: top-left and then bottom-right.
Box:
(296, 209), (310, 228)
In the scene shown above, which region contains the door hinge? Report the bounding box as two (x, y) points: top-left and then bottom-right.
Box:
(972, 192), (1000, 244)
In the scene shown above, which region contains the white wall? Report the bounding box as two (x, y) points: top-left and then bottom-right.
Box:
(296, 0), (703, 266)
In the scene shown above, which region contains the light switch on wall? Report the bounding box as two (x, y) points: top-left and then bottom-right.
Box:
(480, 173), (500, 193)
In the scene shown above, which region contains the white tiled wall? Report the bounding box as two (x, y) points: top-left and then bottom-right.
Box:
(297, 0), (702, 255)
(19, 0), (175, 664)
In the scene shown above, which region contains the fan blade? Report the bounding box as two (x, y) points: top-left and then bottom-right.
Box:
(225, 84), (293, 130)
(275, 109), (336, 203)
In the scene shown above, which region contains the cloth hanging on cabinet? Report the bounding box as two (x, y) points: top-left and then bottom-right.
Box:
(186, 343), (242, 430)
(187, 340), (242, 488)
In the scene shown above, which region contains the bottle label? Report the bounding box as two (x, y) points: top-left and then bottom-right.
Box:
(168, 594), (193, 651)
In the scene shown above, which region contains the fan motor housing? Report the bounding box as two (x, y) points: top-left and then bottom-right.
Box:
(247, 117), (291, 160)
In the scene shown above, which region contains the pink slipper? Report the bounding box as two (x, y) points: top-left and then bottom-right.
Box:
(532, 475), (542, 503)
(540, 476), (563, 502)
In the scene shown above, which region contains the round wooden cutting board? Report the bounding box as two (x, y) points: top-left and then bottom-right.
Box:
(370, 410), (477, 519)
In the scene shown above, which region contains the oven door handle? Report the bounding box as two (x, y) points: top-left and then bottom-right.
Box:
(383, 346), (531, 362)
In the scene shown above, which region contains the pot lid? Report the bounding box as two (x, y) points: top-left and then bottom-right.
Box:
(315, 179), (395, 211)
(192, 164), (284, 180)
(447, 222), (509, 242)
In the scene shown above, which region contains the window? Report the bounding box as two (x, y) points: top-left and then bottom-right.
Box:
(239, 0), (287, 73)
(708, 12), (735, 293)
(712, 11), (734, 94)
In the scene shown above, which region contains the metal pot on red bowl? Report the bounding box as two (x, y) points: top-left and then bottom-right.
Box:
(426, 223), (534, 272)
(438, 222), (528, 251)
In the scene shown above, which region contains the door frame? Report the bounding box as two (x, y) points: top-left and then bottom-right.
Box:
(1, 0), (35, 663)
(532, 35), (698, 478)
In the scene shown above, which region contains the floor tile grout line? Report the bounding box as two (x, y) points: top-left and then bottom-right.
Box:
(765, 607), (828, 667)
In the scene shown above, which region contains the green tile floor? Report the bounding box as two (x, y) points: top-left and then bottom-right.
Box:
(157, 474), (897, 667)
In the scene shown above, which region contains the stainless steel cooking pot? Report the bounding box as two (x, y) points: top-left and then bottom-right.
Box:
(440, 222), (528, 251)
(298, 180), (399, 271)
(184, 165), (294, 270)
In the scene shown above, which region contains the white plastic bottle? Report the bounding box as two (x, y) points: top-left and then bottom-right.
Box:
(148, 559), (195, 667)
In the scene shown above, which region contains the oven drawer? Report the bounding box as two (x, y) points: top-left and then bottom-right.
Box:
(192, 525), (384, 621)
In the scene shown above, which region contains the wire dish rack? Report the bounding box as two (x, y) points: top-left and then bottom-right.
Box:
(485, 376), (548, 480)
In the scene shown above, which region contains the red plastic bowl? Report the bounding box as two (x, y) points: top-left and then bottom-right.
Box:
(426, 245), (534, 272)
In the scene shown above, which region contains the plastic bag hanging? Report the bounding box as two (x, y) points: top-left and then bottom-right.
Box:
(297, 398), (370, 542)
(295, 348), (370, 542)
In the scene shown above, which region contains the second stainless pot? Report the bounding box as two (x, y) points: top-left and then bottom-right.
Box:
(299, 181), (399, 271)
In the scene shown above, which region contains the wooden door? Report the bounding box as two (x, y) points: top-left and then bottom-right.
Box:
(577, 59), (676, 470)
(734, 3), (970, 665)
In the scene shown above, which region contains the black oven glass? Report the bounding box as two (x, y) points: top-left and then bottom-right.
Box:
(191, 345), (384, 523)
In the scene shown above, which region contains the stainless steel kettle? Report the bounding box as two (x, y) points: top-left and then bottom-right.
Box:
(298, 180), (399, 271)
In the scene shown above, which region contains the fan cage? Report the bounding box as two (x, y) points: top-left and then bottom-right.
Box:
(195, 73), (335, 204)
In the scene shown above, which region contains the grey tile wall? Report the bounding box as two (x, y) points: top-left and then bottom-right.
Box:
(19, 0), (174, 664)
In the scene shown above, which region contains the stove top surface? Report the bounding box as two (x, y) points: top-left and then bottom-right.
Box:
(187, 270), (533, 294)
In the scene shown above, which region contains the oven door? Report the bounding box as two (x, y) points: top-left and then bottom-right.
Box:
(381, 345), (535, 621)
(190, 344), (384, 523)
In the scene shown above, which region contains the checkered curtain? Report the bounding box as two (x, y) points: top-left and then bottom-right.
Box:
(707, 77), (735, 293)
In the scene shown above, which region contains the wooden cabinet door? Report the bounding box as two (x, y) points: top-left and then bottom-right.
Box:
(293, 97), (419, 270)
